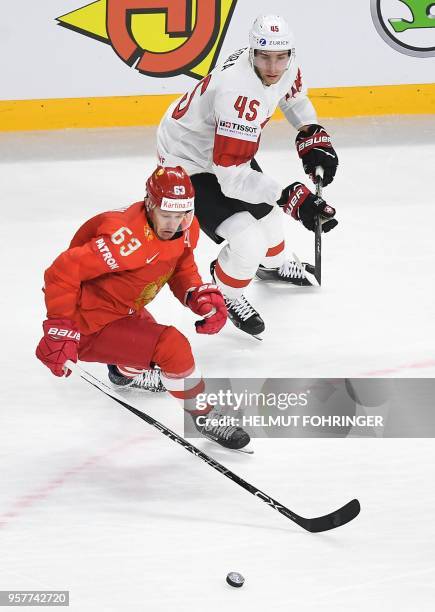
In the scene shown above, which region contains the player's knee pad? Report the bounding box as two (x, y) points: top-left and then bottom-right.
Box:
(258, 205), (284, 243)
(216, 212), (268, 262)
(151, 326), (195, 376)
(214, 212), (269, 297)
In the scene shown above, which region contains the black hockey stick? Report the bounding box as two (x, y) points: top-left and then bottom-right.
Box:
(314, 166), (324, 286)
(65, 361), (360, 533)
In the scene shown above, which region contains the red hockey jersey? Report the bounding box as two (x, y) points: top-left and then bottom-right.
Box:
(43, 201), (202, 335)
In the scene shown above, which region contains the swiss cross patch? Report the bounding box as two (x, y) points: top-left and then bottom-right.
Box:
(286, 68), (303, 100)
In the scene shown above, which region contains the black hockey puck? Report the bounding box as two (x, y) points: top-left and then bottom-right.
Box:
(226, 572), (244, 588)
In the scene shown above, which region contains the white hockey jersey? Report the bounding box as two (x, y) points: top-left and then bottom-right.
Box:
(157, 47), (317, 206)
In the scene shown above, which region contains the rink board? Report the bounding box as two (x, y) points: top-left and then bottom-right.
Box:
(1, 83), (435, 131)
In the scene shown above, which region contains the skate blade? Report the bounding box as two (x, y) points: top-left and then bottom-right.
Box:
(242, 330), (263, 342)
(203, 436), (254, 454)
(233, 446), (254, 454)
(208, 440), (254, 455)
(109, 383), (166, 394)
(229, 322), (264, 341)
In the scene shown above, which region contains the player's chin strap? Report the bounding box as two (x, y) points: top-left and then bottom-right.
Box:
(63, 359), (361, 533)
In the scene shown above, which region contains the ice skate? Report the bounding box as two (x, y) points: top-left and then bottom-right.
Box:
(256, 259), (313, 286)
(107, 365), (166, 392)
(192, 406), (250, 450)
(210, 260), (265, 337)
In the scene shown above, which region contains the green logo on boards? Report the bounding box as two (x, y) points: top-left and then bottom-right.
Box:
(390, 0), (435, 32)
(371, 0), (435, 56)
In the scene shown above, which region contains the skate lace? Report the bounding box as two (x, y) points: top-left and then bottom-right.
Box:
(227, 295), (256, 321)
(203, 410), (237, 440)
(279, 260), (305, 279)
(129, 368), (163, 391)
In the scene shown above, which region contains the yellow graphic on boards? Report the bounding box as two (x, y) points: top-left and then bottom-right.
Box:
(57, 0), (238, 79)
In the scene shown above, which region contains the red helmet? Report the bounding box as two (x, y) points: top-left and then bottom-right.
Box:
(146, 164), (194, 205)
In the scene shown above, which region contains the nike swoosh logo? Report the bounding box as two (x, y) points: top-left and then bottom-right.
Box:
(146, 253), (159, 264)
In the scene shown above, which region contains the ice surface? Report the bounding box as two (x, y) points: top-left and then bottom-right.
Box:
(0, 117), (434, 611)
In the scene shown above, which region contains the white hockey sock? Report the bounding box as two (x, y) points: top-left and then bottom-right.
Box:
(258, 206), (286, 268)
(161, 366), (208, 414)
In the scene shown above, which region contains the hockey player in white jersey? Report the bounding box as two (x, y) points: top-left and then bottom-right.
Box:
(157, 14), (338, 337)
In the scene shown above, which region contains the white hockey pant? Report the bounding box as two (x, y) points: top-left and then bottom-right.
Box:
(215, 207), (285, 299)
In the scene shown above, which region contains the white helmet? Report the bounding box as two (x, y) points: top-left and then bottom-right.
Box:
(249, 14), (295, 70)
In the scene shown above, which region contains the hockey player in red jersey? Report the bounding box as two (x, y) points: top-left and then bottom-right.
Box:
(35, 166), (250, 450)
(157, 14), (338, 337)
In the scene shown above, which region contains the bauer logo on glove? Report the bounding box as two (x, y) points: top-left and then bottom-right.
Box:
(278, 182), (338, 233)
(297, 134), (331, 154)
(47, 327), (80, 341)
(36, 318), (80, 377)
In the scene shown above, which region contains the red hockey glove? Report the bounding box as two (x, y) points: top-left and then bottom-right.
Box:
(295, 124), (338, 186)
(35, 318), (80, 377)
(278, 182), (338, 233)
(187, 284), (227, 335)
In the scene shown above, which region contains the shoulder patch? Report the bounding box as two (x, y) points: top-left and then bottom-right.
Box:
(216, 119), (260, 142)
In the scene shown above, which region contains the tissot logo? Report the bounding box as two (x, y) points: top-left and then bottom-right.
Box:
(57, 0), (238, 79)
(371, 0), (435, 57)
(219, 120), (257, 133)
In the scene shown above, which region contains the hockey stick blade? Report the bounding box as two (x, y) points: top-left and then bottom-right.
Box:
(65, 361), (360, 533)
(295, 498), (361, 533)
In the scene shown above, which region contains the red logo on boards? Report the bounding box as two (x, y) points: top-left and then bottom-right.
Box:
(57, 0), (239, 80)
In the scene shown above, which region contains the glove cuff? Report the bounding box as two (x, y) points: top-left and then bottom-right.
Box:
(297, 123), (324, 138)
(280, 183), (311, 220)
(184, 286), (199, 306)
(277, 182), (301, 207)
(186, 284), (221, 310)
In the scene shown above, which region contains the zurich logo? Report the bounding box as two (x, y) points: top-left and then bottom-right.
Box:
(259, 37), (267, 46)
